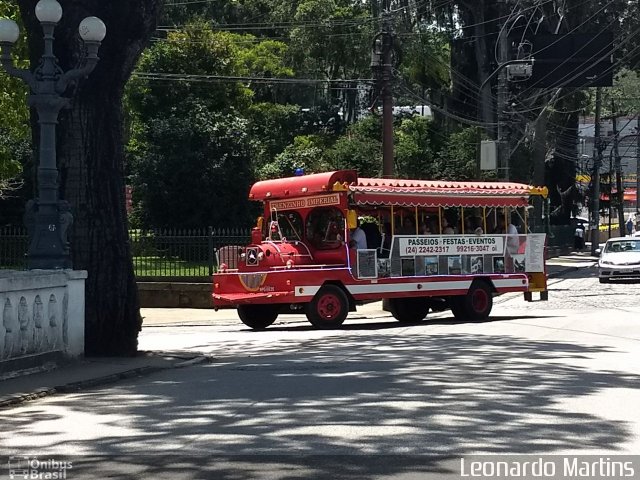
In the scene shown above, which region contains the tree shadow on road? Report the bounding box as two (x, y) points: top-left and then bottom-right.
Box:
(1, 330), (637, 479)
(261, 314), (561, 333)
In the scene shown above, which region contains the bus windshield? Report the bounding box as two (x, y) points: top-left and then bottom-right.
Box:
(268, 210), (303, 242)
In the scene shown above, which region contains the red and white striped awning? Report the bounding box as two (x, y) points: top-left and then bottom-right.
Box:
(350, 178), (543, 208)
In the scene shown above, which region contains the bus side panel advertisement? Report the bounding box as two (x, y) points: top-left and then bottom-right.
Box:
(398, 236), (505, 257)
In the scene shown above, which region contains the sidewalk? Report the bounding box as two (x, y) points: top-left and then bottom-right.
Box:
(0, 252), (597, 409)
(0, 352), (209, 409)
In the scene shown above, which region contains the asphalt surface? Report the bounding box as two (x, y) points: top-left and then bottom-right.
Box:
(0, 253), (596, 408)
(3, 253), (640, 479)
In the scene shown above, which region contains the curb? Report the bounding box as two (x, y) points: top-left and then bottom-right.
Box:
(54, 365), (167, 393)
(0, 387), (57, 409)
(0, 355), (211, 410)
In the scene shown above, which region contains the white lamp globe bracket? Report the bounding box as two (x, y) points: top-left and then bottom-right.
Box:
(79, 17), (106, 43)
(0, 19), (20, 44)
(35, 0), (63, 24)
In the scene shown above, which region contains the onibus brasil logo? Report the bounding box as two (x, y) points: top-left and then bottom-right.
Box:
(8, 456), (72, 479)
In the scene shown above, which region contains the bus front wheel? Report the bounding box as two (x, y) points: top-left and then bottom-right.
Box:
(306, 285), (349, 328)
(237, 304), (279, 330)
(389, 298), (429, 323)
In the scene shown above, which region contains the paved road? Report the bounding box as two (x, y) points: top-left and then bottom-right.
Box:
(2, 264), (640, 479)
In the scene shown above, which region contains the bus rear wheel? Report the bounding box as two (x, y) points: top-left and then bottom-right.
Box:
(449, 281), (493, 321)
(389, 297), (429, 323)
(466, 282), (493, 320)
(306, 285), (348, 328)
(237, 304), (279, 330)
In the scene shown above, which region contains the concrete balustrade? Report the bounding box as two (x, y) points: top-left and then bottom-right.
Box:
(0, 270), (87, 365)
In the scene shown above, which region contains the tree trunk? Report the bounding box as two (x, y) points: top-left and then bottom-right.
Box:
(17, 0), (161, 356)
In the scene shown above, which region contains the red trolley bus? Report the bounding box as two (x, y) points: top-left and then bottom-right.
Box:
(213, 170), (549, 329)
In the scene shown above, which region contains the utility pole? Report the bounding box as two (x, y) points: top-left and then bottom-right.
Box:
(497, 0), (510, 181)
(608, 149), (613, 236)
(590, 87), (603, 255)
(381, 2), (394, 178)
(611, 104), (625, 237)
(530, 90), (561, 233)
(371, 0), (394, 177)
(532, 108), (548, 232)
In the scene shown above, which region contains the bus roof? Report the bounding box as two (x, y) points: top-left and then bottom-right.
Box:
(249, 170), (547, 208)
(249, 170), (357, 200)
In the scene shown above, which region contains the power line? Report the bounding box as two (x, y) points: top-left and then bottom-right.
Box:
(158, 0), (556, 36)
(397, 80), (498, 128)
(131, 72), (374, 86)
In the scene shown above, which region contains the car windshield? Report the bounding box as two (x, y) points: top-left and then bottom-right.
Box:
(604, 240), (640, 253)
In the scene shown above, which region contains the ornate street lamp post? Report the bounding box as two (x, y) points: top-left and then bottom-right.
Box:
(0, 0), (106, 269)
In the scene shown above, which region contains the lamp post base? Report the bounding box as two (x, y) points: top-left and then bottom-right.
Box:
(24, 199), (73, 270)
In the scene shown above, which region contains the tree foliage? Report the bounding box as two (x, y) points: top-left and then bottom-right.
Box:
(0, 0), (29, 199)
(432, 127), (481, 181)
(394, 116), (441, 179)
(131, 109), (255, 228)
(259, 134), (331, 179)
(127, 21), (292, 228)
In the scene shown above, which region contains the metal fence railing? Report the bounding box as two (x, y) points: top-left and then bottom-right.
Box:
(0, 226), (252, 278)
(130, 227), (251, 278)
(0, 226), (28, 270)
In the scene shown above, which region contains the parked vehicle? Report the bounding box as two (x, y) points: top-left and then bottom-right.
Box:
(213, 170), (549, 329)
(598, 237), (640, 283)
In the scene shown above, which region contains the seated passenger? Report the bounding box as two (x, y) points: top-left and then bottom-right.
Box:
(269, 221), (282, 241)
(441, 218), (454, 235)
(325, 218), (342, 242)
(401, 217), (416, 234)
(464, 217), (474, 234)
(349, 219), (368, 250)
(360, 221), (382, 251)
(473, 217), (484, 235)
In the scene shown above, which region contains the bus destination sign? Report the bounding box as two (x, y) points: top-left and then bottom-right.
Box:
(269, 194), (341, 211)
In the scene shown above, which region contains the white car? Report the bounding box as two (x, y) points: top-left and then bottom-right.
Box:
(598, 237), (640, 283)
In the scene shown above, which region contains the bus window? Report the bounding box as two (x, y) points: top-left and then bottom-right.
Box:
(306, 207), (345, 249)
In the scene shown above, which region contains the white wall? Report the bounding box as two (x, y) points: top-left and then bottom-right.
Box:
(0, 270), (87, 361)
